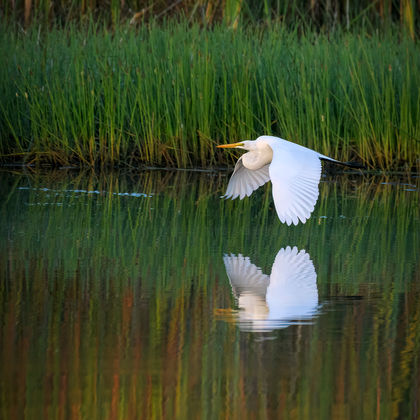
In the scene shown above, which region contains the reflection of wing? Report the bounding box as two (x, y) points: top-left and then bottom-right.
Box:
(222, 248), (319, 331)
(269, 142), (322, 225)
(267, 246), (318, 319)
(223, 254), (270, 320)
(223, 254), (270, 297)
(223, 157), (270, 200)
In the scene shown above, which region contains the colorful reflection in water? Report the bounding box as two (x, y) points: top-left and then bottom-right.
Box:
(0, 170), (419, 419)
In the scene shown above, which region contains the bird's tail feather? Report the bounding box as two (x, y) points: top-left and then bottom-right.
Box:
(320, 157), (365, 169)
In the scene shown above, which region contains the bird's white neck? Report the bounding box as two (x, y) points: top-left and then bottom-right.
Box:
(242, 143), (273, 170)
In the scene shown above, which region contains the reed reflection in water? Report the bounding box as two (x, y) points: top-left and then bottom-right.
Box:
(0, 169), (419, 420)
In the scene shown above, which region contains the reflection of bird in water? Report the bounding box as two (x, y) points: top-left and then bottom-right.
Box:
(223, 246), (319, 331)
(217, 135), (363, 225)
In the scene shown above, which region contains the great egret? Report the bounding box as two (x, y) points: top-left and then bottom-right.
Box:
(217, 135), (362, 225)
(223, 246), (319, 331)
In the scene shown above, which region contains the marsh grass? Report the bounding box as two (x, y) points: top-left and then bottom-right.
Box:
(4, 0), (419, 36)
(1, 21), (419, 170)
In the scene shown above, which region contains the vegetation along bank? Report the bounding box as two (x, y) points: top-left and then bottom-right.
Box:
(1, 19), (419, 171)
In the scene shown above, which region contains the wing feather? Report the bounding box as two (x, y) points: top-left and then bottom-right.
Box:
(269, 146), (322, 225)
(223, 254), (270, 296)
(267, 246), (318, 319)
(223, 156), (271, 200)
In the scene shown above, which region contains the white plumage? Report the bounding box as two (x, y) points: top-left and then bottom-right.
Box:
(223, 246), (319, 331)
(218, 135), (341, 225)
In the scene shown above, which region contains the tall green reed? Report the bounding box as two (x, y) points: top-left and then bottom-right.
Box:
(4, 0), (419, 36)
(1, 21), (419, 170)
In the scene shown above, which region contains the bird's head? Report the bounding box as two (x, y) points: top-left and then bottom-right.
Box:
(217, 140), (255, 151)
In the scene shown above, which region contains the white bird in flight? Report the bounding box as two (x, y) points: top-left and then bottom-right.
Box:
(217, 135), (362, 225)
(223, 246), (319, 331)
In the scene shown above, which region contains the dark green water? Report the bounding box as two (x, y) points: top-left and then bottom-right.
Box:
(1, 169), (419, 420)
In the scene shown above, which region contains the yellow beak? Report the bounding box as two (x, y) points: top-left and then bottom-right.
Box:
(216, 142), (244, 148)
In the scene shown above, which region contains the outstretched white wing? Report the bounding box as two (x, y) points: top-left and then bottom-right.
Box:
(269, 143), (322, 225)
(223, 157), (270, 200)
(223, 254), (270, 297)
(223, 254), (270, 323)
(267, 246), (318, 320)
(222, 248), (318, 331)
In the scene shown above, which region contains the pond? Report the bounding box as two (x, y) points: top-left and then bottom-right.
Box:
(0, 169), (419, 419)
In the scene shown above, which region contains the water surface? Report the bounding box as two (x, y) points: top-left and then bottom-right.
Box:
(1, 169), (419, 419)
